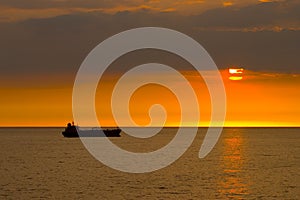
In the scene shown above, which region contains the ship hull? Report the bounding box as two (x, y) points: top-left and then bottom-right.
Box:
(62, 128), (121, 138)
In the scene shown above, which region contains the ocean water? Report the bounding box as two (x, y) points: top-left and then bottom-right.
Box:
(0, 128), (299, 199)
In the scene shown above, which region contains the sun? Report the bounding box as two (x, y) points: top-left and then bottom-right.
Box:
(229, 67), (244, 81)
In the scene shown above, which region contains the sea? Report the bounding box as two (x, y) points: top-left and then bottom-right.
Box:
(0, 127), (299, 199)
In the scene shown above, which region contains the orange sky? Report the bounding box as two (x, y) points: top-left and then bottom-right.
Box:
(0, 69), (299, 127)
(0, 0), (299, 127)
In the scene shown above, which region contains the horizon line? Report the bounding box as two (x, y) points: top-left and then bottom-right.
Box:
(1, 126), (299, 128)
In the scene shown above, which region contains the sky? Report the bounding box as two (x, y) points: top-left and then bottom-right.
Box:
(0, 0), (299, 127)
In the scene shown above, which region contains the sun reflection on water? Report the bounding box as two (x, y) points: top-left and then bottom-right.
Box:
(218, 129), (249, 199)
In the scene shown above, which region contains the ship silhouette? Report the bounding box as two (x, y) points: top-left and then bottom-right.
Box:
(62, 122), (121, 137)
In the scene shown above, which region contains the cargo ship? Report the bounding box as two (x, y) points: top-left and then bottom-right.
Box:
(62, 122), (121, 138)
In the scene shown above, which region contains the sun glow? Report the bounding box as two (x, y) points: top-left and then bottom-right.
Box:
(0, 69), (299, 127)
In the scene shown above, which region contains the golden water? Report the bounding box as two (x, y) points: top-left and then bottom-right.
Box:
(0, 128), (299, 199)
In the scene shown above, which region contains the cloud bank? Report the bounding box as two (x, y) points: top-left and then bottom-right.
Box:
(0, 0), (299, 83)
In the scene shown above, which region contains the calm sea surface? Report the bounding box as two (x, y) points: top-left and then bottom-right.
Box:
(0, 128), (299, 199)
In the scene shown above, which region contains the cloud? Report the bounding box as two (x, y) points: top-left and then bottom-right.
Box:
(258, 0), (273, 2)
(2, 0), (298, 31)
(191, 0), (300, 31)
(223, 2), (234, 7)
(0, 3), (167, 22)
(0, 0), (281, 22)
(236, 70), (300, 81)
(0, 1), (299, 83)
(0, 0), (132, 9)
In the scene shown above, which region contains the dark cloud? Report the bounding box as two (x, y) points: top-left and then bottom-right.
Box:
(0, 1), (299, 84)
(0, 0), (136, 9)
(191, 0), (300, 29)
